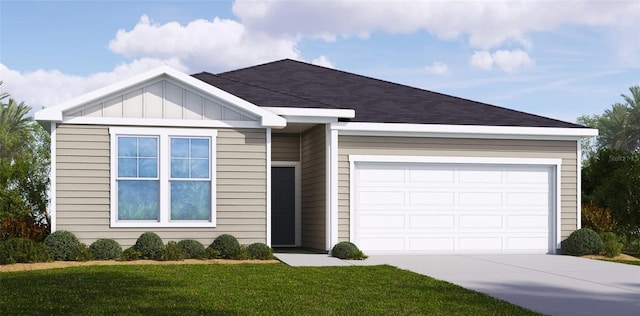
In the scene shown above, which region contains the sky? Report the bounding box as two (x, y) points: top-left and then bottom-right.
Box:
(1, 0), (639, 124)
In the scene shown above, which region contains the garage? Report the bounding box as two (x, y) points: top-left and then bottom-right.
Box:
(353, 160), (555, 254)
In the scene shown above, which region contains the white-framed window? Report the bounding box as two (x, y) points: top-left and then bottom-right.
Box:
(109, 127), (217, 227)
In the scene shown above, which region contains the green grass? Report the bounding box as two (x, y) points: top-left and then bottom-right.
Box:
(0, 263), (540, 315)
(599, 259), (640, 266)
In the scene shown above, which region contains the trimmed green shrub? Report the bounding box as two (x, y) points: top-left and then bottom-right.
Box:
(162, 241), (186, 261)
(561, 228), (603, 256)
(0, 238), (53, 264)
(90, 239), (123, 260)
(71, 243), (93, 262)
(234, 245), (251, 260)
(43, 230), (80, 261)
(133, 232), (165, 260)
(204, 247), (220, 259)
(331, 241), (367, 260)
(121, 247), (141, 261)
(601, 232), (623, 258)
(209, 234), (240, 259)
(177, 239), (205, 259)
(247, 243), (274, 260)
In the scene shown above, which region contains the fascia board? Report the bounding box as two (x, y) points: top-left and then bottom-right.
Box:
(333, 122), (599, 138)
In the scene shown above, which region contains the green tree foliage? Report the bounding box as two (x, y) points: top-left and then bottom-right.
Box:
(0, 82), (50, 232)
(582, 149), (640, 245)
(578, 85), (640, 160)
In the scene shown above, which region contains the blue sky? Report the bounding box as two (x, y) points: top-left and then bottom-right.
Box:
(1, 0), (638, 123)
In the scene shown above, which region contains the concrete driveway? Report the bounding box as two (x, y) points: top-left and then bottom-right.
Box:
(350, 255), (640, 316)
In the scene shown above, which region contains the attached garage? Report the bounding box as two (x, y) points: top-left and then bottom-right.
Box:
(350, 156), (561, 254)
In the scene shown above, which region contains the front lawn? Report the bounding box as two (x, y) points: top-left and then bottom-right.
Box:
(0, 263), (540, 315)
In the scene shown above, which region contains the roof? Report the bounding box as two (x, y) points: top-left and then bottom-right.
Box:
(192, 59), (583, 128)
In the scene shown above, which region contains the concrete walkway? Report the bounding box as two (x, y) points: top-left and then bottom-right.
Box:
(277, 253), (640, 316)
(274, 253), (351, 267)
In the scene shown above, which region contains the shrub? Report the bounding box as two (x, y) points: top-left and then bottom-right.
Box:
(209, 234), (240, 259)
(331, 241), (367, 260)
(247, 243), (274, 260)
(177, 239), (205, 259)
(133, 232), (165, 260)
(90, 239), (122, 260)
(121, 247), (141, 261)
(71, 243), (93, 262)
(162, 241), (186, 261)
(204, 247), (220, 259)
(0, 217), (49, 242)
(601, 232), (623, 258)
(0, 238), (53, 264)
(581, 201), (616, 233)
(234, 245), (251, 260)
(561, 228), (603, 256)
(43, 230), (80, 261)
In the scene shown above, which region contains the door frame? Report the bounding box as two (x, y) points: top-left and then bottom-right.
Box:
(271, 161), (302, 247)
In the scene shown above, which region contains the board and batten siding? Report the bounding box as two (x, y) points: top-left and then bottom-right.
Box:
(301, 125), (326, 249)
(338, 136), (578, 243)
(271, 133), (300, 162)
(55, 124), (267, 248)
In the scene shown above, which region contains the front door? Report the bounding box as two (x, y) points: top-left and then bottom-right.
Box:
(271, 166), (297, 246)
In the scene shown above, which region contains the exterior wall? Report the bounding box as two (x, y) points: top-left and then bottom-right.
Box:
(271, 133), (300, 162)
(300, 125), (326, 249)
(55, 124), (267, 248)
(338, 136), (578, 243)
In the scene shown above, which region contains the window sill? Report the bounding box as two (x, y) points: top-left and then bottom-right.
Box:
(110, 221), (216, 228)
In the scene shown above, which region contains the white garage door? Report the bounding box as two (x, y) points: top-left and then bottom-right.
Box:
(354, 162), (553, 254)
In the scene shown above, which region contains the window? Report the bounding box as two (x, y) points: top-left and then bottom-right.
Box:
(110, 128), (217, 227)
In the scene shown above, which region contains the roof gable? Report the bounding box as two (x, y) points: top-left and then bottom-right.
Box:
(36, 66), (285, 128)
(203, 59), (583, 128)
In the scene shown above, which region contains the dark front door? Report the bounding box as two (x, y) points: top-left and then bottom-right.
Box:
(271, 167), (296, 246)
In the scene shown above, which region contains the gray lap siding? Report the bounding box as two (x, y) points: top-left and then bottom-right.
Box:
(55, 124), (267, 248)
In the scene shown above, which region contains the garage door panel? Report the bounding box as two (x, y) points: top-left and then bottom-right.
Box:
(354, 162), (553, 254)
(409, 237), (455, 251)
(358, 191), (404, 206)
(459, 215), (502, 228)
(409, 215), (455, 228)
(459, 192), (503, 206)
(408, 192), (455, 206)
(458, 170), (503, 183)
(507, 215), (548, 228)
(359, 214), (405, 229)
(409, 169), (454, 183)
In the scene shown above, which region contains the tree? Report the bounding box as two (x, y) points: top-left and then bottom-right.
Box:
(582, 149), (640, 246)
(0, 82), (50, 234)
(578, 86), (640, 159)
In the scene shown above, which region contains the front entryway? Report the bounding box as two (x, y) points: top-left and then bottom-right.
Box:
(271, 164), (300, 246)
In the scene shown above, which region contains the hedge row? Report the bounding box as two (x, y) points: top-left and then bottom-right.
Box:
(0, 231), (274, 265)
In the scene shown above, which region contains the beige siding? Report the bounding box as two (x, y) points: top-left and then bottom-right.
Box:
(272, 133), (300, 161)
(338, 136), (578, 244)
(55, 124), (266, 248)
(301, 125), (326, 249)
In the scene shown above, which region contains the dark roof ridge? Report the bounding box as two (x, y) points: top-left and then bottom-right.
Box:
(192, 70), (342, 110)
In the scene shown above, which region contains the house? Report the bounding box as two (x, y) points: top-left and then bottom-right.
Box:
(35, 59), (597, 254)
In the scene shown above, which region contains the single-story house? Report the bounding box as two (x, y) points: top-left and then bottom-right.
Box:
(35, 59), (597, 254)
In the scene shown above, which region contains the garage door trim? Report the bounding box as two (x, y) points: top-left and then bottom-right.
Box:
(348, 155), (562, 253)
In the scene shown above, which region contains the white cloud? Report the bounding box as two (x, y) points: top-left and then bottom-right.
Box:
(311, 56), (335, 68)
(469, 50), (533, 72)
(0, 58), (185, 113)
(232, 0), (637, 50)
(108, 15), (300, 72)
(492, 50), (534, 72)
(425, 62), (449, 75)
(470, 51), (494, 70)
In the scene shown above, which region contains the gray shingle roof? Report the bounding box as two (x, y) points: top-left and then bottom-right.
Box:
(192, 59), (582, 128)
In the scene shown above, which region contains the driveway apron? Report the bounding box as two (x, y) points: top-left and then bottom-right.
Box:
(350, 255), (640, 316)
